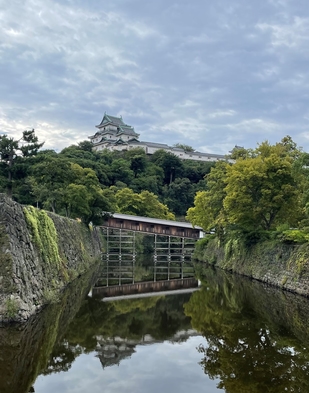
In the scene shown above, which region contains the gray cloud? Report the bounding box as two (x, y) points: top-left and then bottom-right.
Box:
(1, 0), (309, 153)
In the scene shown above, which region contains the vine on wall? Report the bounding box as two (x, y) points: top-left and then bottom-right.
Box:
(23, 206), (62, 270)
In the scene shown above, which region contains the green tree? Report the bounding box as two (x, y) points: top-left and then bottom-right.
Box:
(62, 184), (90, 219)
(130, 154), (147, 177)
(151, 150), (184, 185)
(0, 130), (44, 196)
(78, 140), (94, 152)
(84, 187), (115, 225)
(228, 145), (252, 160)
(114, 187), (175, 219)
(130, 175), (161, 195)
(186, 161), (229, 231)
(187, 138), (303, 234)
(294, 153), (309, 226)
(110, 159), (134, 185)
(26, 176), (47, 208)
(32, 157), (72, 213)
(60, 145), (97, 162)
(182, 160), (214, 183)
(61, 163), (115, 223)
(139, 190), (175, 219)
(173, 143), (195, 152)
(114, 187), (142, 215)
(123, 148), (148, 177)
(224, 142), (301, 231)
(163, 178), (195, 216)
(59, 144), (111, 185)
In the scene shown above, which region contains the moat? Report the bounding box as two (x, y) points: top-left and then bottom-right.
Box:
(1, 261), (309, 393)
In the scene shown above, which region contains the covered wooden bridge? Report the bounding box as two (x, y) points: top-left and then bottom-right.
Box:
(101, 213), (204, 239)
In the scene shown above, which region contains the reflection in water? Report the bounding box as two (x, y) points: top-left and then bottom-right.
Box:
(97, 232), (196, 286)
(0, 264), (99, 393)
(43, 291), (195, 374)
(96, 328), (199, 369)
(184, 266), (309, 392)
(2, 263), (309, 392)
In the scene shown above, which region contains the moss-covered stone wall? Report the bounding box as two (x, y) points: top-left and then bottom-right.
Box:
(0, 193), (103, 322)
(193, 236), (309, 296)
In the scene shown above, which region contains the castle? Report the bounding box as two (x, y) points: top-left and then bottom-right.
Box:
(89, 113), (228, 162)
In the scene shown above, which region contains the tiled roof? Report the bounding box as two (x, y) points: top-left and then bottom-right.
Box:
(97, 113), (133, 128)
(93, 138), (116, 145)
(114, 138), (128, 145)
(100, 114), (125, 126)
(139, 140), (170, 148)
(96, 114), (139, 138)
(110, 213), (203, 230)
(117, 125), (139, 136)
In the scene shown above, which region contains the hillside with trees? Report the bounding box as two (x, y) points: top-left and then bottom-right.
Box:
(0, 131), (214, 223)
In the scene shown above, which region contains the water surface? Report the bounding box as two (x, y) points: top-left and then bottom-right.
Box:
(1, 265), (309, 392)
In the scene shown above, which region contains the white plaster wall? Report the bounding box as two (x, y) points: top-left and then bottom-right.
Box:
(92, 140), (227, 162)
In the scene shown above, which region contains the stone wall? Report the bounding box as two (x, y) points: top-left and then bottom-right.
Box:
(194, 237), (309, 297)
(0, 193), (103, 322)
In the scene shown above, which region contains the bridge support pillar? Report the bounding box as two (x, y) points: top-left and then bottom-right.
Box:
(181, 237), (185, 279)
(154, 234), (157, 282)
(97, 227), (196, 288)
(132, 231), (136, 284)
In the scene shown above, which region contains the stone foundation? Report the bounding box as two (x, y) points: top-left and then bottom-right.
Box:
(0, 194), (102, 322)
(194, 238), (309, 297)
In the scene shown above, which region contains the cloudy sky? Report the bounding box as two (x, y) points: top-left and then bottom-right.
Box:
(1, 0), (309, 154)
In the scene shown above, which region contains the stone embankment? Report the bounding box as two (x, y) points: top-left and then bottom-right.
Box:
(194, 238), (309, 297)
(0, 194), (102, 323)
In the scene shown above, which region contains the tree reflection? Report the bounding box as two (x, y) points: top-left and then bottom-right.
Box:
(184, 268), (309, 392)
(43, 292), (193, 374)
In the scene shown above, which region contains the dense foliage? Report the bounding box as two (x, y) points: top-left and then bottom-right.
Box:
(5, 130), (307, 241)
(0, 132), (214, 223)
(0, 130), (44, 197)
(187, 136), (309, 242)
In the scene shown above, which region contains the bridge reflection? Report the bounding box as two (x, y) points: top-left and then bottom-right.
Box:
(92, 277), (199, 298)
(94, 227), (198, 297)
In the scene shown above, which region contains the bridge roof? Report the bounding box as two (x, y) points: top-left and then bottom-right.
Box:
(110, 213), (203, 230)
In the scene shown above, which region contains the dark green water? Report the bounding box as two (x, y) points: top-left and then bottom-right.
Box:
(1, 264), (309, 393)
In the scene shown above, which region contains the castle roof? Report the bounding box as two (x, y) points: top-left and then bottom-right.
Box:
(97, 113), (127, 127)
(95, 113), (139, 138)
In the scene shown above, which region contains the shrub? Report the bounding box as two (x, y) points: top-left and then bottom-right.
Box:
(279, 229), (309, 244)
(194, 236), (214, 253)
